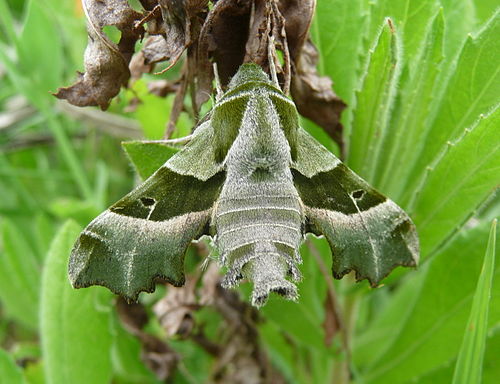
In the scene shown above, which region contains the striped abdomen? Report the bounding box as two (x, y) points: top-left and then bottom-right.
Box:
(214, 179), (304, 305)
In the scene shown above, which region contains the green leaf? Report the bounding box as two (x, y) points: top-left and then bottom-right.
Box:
(473, 0), (499, 25)
(311, 0), (366, 106)
(110, 314), (160, 383)
(0, 219), (41, 329)
(357, 221), (497, 383)
(18, 0), (63, 93)
(49, 197), (101, 225)
(132, 81), (193, 140)
(0, 349), (25, 384)
(412, 106), (500, 256)
(347, 18), (401, 183)
(483, 330), (500, 384)
(375, 10), (445, 196)
(452, 219), (497, 384)
(402, 11), (500, 206)
(0, 0), (63, 108)
(40, 221), (114, 384)
(440, 0), (477, 61)
(23, 361), (45, 384)
(260, 321), (296, 382)
(34, 214), (56, 262)
(122, 141), (179, 180)
(364, 0), (439, 66)
(261, 237), (329, 350)
(353, 269), (427, 368)
(415, 330), (500, 384)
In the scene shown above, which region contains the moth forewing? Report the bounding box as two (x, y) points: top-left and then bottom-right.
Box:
(68, 166), (225, 301)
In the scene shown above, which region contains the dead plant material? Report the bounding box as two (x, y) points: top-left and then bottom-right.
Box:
(291, 38), (347, 155)
(55, 0), (143, 110)
(57, 0), (346, 148)
(116, 298), (180, 381)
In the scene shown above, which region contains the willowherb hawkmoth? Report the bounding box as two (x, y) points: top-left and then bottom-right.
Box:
(69, 63), (419, 307)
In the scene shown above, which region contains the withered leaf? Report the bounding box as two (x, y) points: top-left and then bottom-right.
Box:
(198, 0), (252, 92)
(153, 275), (198, 337)
(291, 38), (346, 153)
(322, 287), (341, 347)
(142, 35), (172, 65)
(154, 0), (208, 71)
(57, 0), (346, 155)
(277, 0), (315, 60)
(243, 0), (272, 66)
(116, 298), (180, 380)
(157, 0), (186, 69)
(55, 0), (143, 109)
(129, 50), (153, 82)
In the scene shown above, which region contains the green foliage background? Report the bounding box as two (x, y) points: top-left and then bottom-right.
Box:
(0, 0), (498, 383)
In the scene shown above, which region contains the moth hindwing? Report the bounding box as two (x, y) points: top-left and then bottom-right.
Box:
(69, 63), (419, 306)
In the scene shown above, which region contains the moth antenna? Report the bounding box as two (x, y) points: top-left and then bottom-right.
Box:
(268, 35), (279, 87)
(213, 62), (223, 101)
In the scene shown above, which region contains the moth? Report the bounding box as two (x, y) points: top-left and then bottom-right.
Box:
(69, 63), (419, 307)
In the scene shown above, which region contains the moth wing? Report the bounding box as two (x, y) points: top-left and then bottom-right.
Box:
(69, 166), (224, 301)
(291, 127), (341, 177)
(292, 129), (419, 286)
(166, 121), (223, 181)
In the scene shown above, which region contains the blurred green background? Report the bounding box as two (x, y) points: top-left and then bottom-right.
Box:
(0, 0), (499, 383)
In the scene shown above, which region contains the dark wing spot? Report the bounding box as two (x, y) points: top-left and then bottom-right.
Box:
(140, 197), (156, 206)
(352, 190), (365, 199)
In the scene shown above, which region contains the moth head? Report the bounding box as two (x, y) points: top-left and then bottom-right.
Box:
(227, 63), (272, 90)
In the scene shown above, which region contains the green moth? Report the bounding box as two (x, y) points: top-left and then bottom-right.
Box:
(69, 63), (419, 307)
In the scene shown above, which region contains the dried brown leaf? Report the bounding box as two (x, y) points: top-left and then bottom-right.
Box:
(148, 79), (181, 98)
(55, 0), (143, 109)
(157, 0), (187, 68)
(116, 298), (180, 380)
(291, 38), (346, 153)
(155, 0), (209, 71)
(277, 0), (315, 60)
(139, 333), (180, 380)
(244, 0), (272, 65)
(322, 288), (341, 347)
(153, 276), (199, 337)
(142, 35), (171, 64)
(198, 0), (252, 92)
(129, 50), (153, 81)
(139, 0), (158, 12)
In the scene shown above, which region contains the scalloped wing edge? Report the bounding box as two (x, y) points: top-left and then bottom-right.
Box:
(69, 209), (212, 301)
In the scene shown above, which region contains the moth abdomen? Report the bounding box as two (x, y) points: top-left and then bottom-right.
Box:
(214, 182), (304, 306)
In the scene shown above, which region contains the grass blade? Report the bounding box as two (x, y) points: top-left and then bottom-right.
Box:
(411, 105), (500, 256)
(311, 0), (366, 106)
(0, 349), (25, 384)
(41, 221), (114, 384)
(452, 219), (497, 384)
(347, 18), (401, 182)
(375, 10), (445, 197)
(401, 11), (500, 207)
(358, 221), (495, 383)
(0, 219), (41, 329)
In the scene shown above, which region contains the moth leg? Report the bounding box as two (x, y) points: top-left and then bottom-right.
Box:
(267, 35), (280, 88)
(213, 62), (223, 101)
